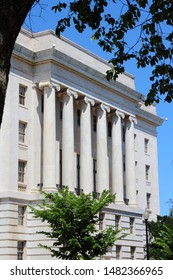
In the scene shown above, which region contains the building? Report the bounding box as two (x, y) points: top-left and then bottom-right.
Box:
(0, 28), (163, 260)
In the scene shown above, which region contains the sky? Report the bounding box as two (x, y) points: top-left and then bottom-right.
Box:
(24, 1), (173, 216)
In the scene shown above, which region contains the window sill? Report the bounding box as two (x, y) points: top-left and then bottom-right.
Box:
(19, 104), (28, 110)
(19, 143), (28, 150)
(18, 184), (27, 191)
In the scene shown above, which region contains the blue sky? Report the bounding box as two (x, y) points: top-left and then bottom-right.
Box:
(24, 1), (173, 216)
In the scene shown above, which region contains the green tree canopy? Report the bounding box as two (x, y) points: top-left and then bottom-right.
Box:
(30, 188), (126, 260)
(148, 201), (173, 260)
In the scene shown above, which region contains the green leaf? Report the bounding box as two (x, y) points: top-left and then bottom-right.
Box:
(29, 188), (125, 259)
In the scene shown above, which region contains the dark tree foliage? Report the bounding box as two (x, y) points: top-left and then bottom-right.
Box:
(52, 0), (173, 105)
(168, 199), (173, 217)
(30, 188), (126, 260)
(148, 206), (173, 260)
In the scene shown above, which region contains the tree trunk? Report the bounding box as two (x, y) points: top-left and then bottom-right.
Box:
(0, 0), (36, 126)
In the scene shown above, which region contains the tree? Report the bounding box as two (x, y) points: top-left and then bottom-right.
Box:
(30, 188), (126, 260)
(0, 1), (173, 126)
(148, 201), (173, 259)
(0, 0), (37, 125)
(168, 199), (173, 217)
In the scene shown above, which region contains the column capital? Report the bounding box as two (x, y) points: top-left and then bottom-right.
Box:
(100, 103), (110, 113)
(38, 80), (61, 92)
(84, 96), (95, 106)
(78, 96), (95, 107)
(66, 88), (78, 99)
(39, 80), (53, 90)
(54, 83), (61, 92)
(95, 103), (110, 113)
(115, 110), (125, 119)
(32, 83), (39, 89)
(127, 115), (137, 125)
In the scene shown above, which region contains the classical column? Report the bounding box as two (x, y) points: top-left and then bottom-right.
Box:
(125, 115), (137, 206)
(62, 88), (78, 190)
(30, 83), (42, 192)
(112, 110), (125, 203)
(96, 104), (110, 194)
(39, 81), (59, 191)
(80, 96), (95, 193)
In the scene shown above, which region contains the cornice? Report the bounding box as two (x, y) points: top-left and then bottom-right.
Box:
(12, 43), (141, 103)
(136, 108), (164, 127)
(20, 28), (135, 80)
(12, 42), (163, 127)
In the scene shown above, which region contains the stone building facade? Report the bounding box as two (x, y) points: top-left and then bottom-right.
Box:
(0, 28), (163, 260)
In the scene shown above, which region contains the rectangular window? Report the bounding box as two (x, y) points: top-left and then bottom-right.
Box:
(130, 246), (135, 260)
(41, 94), (44, 113)
(93, 116), (97, 132)
(60, 102), (63, 119)
(136, 190), (138, 202)
(134, 134), (137, 150)
(135, 161), (138, 181)
(108, 121), (112, 137)
(130, 217), (135, 234)
(123, 155), (126, 172)
(115, 215), (120, 231)
(19, 122), (26, 143)
(19, 85), (26, 106)
(124, 184), (127, 204)
(18, 161), (26, 183)
(144, 138), (149, 154)
(76, 154), (80, 194)
(122, 126), (125, 142)
(77, 109), (80, 126)
(18, 206), (25, 226)
(93, 159), (97, 193)
(59, 149), (62, 186)
(116, 245), (121, 260)
(17, 241), (25, 260)
(145, 165), (150, 181)
(99, 212), (105, 230)
(135, 161), (137, 170)
(146, 193), (151, 209)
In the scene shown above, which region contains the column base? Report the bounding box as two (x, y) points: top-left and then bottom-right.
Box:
(42, 186), (57, 192)
(128, 202), (137, 207)
(115, 200), (125, 205)
(31, 187), (39, 193)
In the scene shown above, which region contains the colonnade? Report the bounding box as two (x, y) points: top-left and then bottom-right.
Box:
(38, 81), (137, 206)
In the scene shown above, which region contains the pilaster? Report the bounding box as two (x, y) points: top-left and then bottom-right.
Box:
(39, 80), (59, 191)
(125, 115), (137, 206)
(80, 96), (95, 193)
(96, 103), (110, 194)
(61, 88), (78, 190)
(112, 110), (125, 203)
